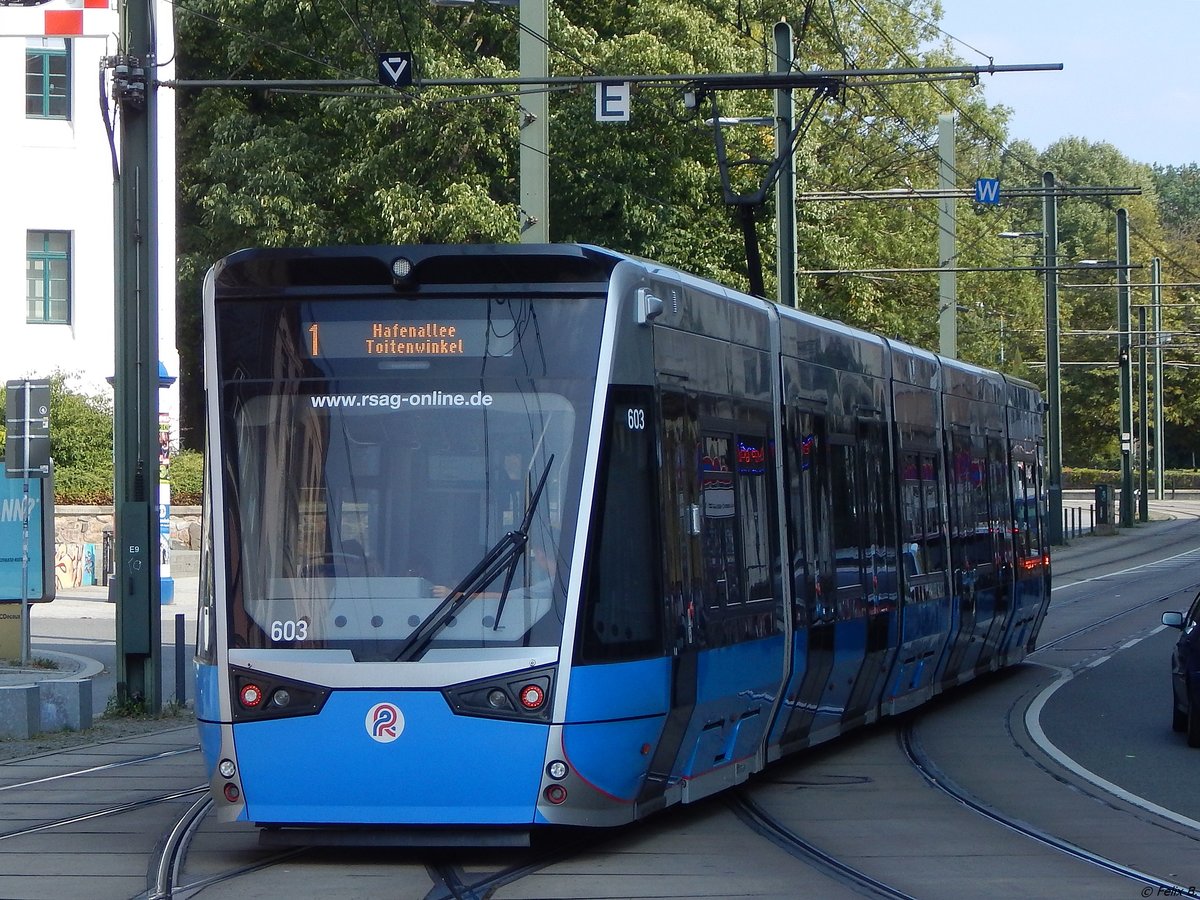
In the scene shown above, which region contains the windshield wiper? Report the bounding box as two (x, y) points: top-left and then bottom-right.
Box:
(394, 455), (554, 662)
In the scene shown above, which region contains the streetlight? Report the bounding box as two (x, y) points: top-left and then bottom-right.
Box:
(1078, 214), (1134, 527)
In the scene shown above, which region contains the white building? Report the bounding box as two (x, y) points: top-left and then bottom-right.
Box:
(0, 1), (177, 434)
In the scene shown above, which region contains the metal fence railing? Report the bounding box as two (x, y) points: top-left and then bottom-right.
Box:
(1062, 505), (1095, 540)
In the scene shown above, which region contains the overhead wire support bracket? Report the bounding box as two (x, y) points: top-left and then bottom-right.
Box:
(161, 61), (1063, 92)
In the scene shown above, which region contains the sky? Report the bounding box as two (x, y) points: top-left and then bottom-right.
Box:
(933, 0), (1198, 168)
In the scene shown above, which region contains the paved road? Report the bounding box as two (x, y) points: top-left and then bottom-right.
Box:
(1, 504), (1198, 899)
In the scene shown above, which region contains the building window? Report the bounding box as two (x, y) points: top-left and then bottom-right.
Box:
(26, 231), (72, 324)
(26, 38), (70, 119)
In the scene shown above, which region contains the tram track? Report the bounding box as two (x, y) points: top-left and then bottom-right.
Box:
(899, 723), (1186, 894)
(727, 791), (916, 899)
(0, 745), (198, 794)
(1038, 575), (1200, 651)
(146, 797), (603, 900)
(0, 784), (207, 843)
(881, 536), (1200, 898)
(0, 742), (205, 843)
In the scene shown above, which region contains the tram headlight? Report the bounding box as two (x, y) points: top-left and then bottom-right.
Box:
(391, 256), (414, 287)
(443, 666), (555, 723)
(218, 758), (237, 779)
(230, 667), (330, 723)
(546, 760), (569, 781)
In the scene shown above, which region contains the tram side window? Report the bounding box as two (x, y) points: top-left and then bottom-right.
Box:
(828, 440), (862, 605)
(579, 390), (663, 663)
(195, 462), (216, 665)
(950, 435), (990, 569)
(736, 435), (772, 602)
(922, 455), (946, 573)
(901, 451), (947, 599)
(900, 453), (926, 581)
(988, 437), (1012, 570)
(858, 420), (896, 608)
(786, 411), (833, 623)
(1012, 458), (1040, 561)
(701, 434), (742, 607)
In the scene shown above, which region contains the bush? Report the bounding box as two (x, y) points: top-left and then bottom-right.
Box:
(1063, 467), (1200, 492)
(167, 450), (203, 505)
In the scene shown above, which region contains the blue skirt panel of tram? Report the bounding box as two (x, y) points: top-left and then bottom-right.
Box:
(230, 690), (548, 825)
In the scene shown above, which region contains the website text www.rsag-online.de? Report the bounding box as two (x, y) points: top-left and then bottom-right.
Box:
(309, 391), (494, 411)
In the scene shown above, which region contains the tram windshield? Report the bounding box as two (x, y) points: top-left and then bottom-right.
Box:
(216, 295), (603, 662)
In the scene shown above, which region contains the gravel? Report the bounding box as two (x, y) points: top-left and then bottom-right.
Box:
(0, 712), (197, 762)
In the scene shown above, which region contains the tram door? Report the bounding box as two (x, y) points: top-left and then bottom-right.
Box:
(640, 385), (781, 802)
(638, 387), (701, 804)
(775, 405), (833, 748)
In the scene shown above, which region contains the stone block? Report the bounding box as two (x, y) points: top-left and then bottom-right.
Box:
(0, 685), (39, 740)
(39, 678), (93, 732)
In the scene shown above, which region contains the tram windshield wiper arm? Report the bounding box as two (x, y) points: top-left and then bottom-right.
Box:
(394, 455), (554, 662)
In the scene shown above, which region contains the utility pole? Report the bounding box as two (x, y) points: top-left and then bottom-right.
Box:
(112, 0), (162, 710)
(774, 20), (797, 309)
(518, 0), (548, 242)
(1116, 208), (1134, 529)
(937, 113), (956, 357)
(1138, 303), (1149, 522)
(1152, 257), (1165, 500)
(1042, 172), (1063, 546)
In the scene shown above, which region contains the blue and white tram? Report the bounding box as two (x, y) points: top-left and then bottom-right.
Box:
(195, 244), (1050, 841)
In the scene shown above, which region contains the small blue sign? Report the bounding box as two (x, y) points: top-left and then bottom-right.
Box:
(974, 178), (1001, 205)
(0, 477), (52, 602)
(377, 52), (413, 88)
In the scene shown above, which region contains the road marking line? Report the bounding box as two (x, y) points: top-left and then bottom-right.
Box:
(1026, 657), (1200, 834)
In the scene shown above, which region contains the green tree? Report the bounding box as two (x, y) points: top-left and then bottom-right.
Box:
(1153, 164), (1200, 241)
(175, 1), (986, 445)
(172, 0), (1195, 473)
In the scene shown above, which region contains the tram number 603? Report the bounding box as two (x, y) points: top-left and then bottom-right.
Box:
(271, 619), (309, 642)
(626, 407), (646, 430)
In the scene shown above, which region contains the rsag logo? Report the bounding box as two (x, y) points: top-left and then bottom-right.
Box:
(365, 702), (404, 743)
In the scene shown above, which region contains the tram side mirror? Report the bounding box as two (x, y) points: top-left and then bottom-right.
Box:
(637, 288), (664, 324)
(1163, 611), (1185, 629)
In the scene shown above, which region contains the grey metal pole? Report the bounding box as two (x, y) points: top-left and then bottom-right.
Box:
(518, 0), (548, 242)
(1138, 304), (1149, 522)
(1042, 172), (1063, 545)
(19, 382), (30, 667)
(1152, 257), (1165, 500)
(1117, 209), (1134, 528)
(937, 114), (957, 358)
(113, 0), (163, 710)
(774, 20), (797, 309)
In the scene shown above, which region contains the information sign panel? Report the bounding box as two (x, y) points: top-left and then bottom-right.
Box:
(0, 475), (54, 603)
(5, 380), (51, 478)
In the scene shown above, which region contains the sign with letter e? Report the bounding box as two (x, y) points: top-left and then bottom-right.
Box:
(974, 178), (1001, 205)
(596, 81), (631, 122)
(377, 52), (413, 88)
